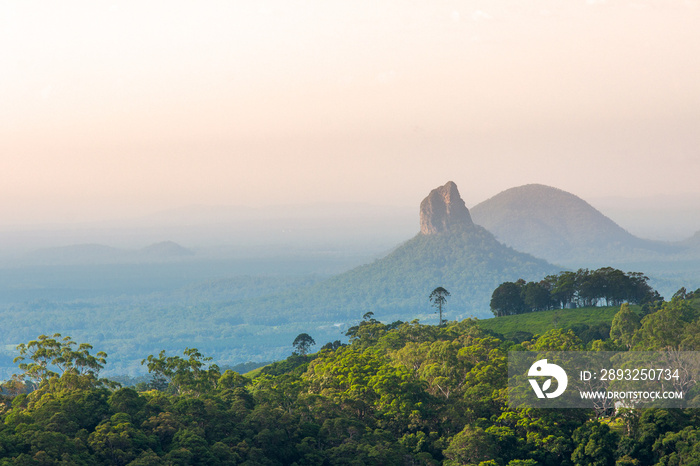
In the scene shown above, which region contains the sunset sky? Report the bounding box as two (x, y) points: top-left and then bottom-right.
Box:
(2, 0), (699, 226)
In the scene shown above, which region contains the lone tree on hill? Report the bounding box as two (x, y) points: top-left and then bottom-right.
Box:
(292, 333), (316, 356)
(429, 286), (450, 326)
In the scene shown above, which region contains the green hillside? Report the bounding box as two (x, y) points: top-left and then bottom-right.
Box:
(477, 305), (630, 342)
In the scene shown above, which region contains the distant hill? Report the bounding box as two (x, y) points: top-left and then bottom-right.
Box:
(239, 182), (559, 323)
(139, 241), (194, 258)
(681, 230), (700, 248)
(470, 184), (683, 267)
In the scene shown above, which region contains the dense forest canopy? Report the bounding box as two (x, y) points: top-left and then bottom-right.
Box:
(1, 292), (699, 464)
(490, 268), (660, 317)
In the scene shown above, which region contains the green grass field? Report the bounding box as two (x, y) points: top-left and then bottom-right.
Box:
(476, 305), (630, 339)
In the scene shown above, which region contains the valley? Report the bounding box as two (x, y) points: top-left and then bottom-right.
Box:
(1, 182), (699, 378)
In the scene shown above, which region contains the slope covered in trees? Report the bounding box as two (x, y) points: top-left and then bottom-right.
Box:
(247, 224), (560, 323)
(230, 182), (558, 323)
(2, 295), (700, 464)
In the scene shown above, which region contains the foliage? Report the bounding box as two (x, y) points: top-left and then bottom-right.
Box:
(14, 333), (107, 385)
(141, 348), (221, 396)
(11, 333), (113, 402)
(1, 293), (699, 464)
(609, 303), (641, 350)
(429, 287), (451, 327)
(491, 268), (659, 317)
(292, 333), (316, 356)
(632, 298), (699, 351)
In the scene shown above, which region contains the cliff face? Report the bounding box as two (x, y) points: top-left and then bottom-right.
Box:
(419, 181), (474, 235)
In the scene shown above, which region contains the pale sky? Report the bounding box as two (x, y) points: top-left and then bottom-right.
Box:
(2, 0), (700, 225)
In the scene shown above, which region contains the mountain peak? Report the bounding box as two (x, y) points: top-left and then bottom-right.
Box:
(419, 181), (474, 235)
(140, 241), (193, 257)
(469, 183), (682, 265)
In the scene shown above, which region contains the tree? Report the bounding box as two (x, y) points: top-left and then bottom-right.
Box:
(362, 311), (377, 322)
(673, 287), (688, 300)
(443, 425), (497, 465)
(633, 298), (695, 351)
(14, 333), (108, 393)
(571, 421), (618, 466)
(321, 340), (344, 351)
(549, 271), (577, 308)
(292, 333), (316, 356)
(429, 286), (450, 326)
(490, 281), (525, 316)
(141, 348), (220, 396)
(522, 281), (553, 312)
(653, 427), (700, 465)
(609, 303), (641, 349)
(88, 413), (151, 465)
(527, 329), (584, 351)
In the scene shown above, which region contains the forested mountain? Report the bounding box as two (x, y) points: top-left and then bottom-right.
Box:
(265, 224), (558, 322)
(238, 182), (559, 324)
(470, 184), (684, 266)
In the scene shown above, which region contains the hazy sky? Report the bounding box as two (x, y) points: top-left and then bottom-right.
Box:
(2, 0), (700, 225)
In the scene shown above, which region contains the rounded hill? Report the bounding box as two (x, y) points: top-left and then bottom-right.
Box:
(470, 184), (678, 266)
(140, 241), (194, 258)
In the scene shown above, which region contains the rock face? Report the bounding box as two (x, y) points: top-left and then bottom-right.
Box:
(419, 181), (474, 235)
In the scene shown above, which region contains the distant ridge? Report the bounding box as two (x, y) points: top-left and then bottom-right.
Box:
(470, 184), (682, 266)
(140, 241), (194, 258)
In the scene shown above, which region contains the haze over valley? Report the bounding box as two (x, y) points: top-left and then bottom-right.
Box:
(2, 181), (700, 378)
(2, 2), (700, 463)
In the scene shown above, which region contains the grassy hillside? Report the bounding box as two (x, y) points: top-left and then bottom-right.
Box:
(476, 305), (636, 342)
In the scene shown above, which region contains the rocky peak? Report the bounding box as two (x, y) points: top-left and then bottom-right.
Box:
(419, 181), (474, 235)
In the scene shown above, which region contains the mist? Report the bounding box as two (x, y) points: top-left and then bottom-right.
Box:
(2, 1), (699, 226)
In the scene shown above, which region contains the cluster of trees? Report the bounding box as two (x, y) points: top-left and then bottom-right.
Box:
(490, 267), (659, 317)
(0, 296), (699, 464)
(672, 286), (700, 301)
